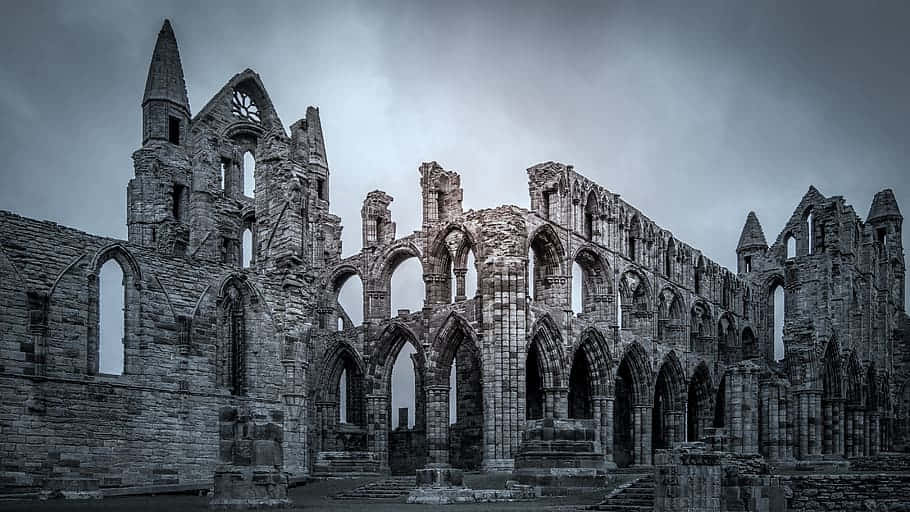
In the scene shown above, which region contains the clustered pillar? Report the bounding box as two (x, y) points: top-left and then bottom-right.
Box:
(426, 385), (450, 465)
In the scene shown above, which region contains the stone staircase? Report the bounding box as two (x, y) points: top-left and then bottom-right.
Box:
(332, 477), (416, 500)
(312, 451), (381, 477)
(591, 474), (654, 511)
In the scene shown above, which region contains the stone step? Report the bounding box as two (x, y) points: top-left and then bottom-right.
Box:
(332, 478), (416, 500)
(592, 474), (655, 512)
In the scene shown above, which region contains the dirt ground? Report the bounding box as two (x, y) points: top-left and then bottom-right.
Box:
(0, 473), (631, 512)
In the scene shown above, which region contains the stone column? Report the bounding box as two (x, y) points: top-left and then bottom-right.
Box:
(367, 393), (390, 473)
(453, 268), (467, 301)
(315, 401), (337, 452)
(633, 404), (652, 466)
(425, 385), (451, 465)
(544, 386), (568, 419)
(870, 413), (880, 455)
(480, 255), (527, 472)
(725, 362), (760, 454)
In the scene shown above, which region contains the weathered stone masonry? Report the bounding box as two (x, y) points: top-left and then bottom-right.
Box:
(1, 19), (908, 493)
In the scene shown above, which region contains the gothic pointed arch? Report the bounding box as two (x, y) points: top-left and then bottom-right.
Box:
(616, 341), (652, 404)
(687, 361), (714, 442)
(690, 299), (713, 353)
(316, 340), (367, 450)
(527, 314), (566, 389)
(572, 246), (613, 319)
(653, 351), (687, 450)
(430, 311), (481, 385)
(369, 321), (426, 390)
(657, 286), (684, 344)
(528, 224), (566, 305)
(87, 243), (144, 376)
(717, 312), (738, 363)
(568, 328), (613, 418)
(526, 314), (566, 420)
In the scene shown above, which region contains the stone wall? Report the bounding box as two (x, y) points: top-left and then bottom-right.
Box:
(0, 212), (305, 492)
(781, 473), (910, 511)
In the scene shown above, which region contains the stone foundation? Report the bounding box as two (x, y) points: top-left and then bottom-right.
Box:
(512, 418), (607, 494)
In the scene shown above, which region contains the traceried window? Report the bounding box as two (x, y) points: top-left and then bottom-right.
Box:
(231, 90), (261, 123)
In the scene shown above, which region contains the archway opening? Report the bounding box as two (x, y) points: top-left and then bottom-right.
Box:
(713, 375), (726, 428)
(687, 365), (712, 442)
(568, 349), (593, 419)
(447, 335), (484, 471)
(786, 235), (796, 259)
(391, 343), (417, 430)
(390, 257), (424, 316)
(526, 343), (544, 420)
(98, 259), (125, 375)
(613, 358), (635, 468)
(336, 274), (363, 327)
(652, 364), (677, 451)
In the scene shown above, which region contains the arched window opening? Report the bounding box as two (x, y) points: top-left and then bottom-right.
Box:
(390, 257), (424, 317)
(243, 151), (255, 198)
(665, 240), (675, 278)
(337, 317), (344, 331)
(98, 259), (125, 375)
(773, 284), (785, 361)
(391, 343), (417, 429)
(629, 237), (637, 262)
(465, 251), (478, 298)
(339, 369), (348, 423)
(242, 228), (253, 268)
(786, 235), (796, 259)
(337, 274), (364, 326)
(616, 289), (623, 329)
(220, 161), (227, 192)
(526, 343), (544, 420)
(807, 211), (815, 255)
(571, 261), (583, 315)
(449, 362), (457, 424)
(222, 285), (247, 396)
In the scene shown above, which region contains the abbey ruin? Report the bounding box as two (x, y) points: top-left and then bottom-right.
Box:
(1, 20), (909, 509)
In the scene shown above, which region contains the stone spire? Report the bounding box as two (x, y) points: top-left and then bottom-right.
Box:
(867, 188), (902, 223)
(737, 211), (768, 252)
(143, 19), (190, 116)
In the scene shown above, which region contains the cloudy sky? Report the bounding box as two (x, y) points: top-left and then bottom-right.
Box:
(2, 1), (909, 414)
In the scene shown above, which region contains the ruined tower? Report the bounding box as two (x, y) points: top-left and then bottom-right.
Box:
(127, 19), (193, 255)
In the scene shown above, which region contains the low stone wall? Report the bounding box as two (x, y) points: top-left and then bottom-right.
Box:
(781, 473), (910, 512)
(848, 453), (910, 472)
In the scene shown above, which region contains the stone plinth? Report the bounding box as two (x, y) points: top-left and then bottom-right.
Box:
(210, 466), (290, 510)
(209, 407), (291, 510)
(511, 418), (607, 494)
(416, 464), (464, 487)
(407, 463), (466, 504)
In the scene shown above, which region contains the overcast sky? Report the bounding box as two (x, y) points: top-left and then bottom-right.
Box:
(2, 1), (909, 408)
